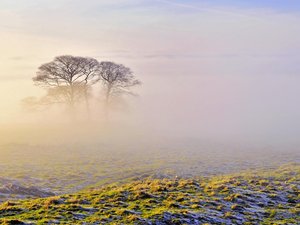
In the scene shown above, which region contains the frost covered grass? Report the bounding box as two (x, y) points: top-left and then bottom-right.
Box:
(0, 164), (299, 224)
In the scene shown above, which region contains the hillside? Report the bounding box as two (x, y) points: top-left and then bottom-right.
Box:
(0, 164), (299, 225)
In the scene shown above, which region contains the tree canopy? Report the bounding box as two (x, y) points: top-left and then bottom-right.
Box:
(25, 55), (141, 120)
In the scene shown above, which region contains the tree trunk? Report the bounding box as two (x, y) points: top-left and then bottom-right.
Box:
(105, 85), (112, 121)
(69, 85), (76, 121)
(84, 86), (91, 119)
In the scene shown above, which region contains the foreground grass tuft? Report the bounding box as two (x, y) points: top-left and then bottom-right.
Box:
(0, 164), (299, 224)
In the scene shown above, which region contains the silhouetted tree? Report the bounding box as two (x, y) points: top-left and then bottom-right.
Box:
(97, 62), (141, 105)
(25, 56), (141, 121)
(33, 55), (99, 113)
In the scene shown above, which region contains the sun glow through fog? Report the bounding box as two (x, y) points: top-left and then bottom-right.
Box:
(1, 0), (300, 145)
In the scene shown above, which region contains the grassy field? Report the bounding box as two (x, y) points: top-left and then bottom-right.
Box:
(0, 135), (299, 224)
(0, 163), (299, 224)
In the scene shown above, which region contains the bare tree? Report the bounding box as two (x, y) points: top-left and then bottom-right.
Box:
(33, 55), (99, 113)
(97, 61), (141, 105)
(27, 56), (141, 121)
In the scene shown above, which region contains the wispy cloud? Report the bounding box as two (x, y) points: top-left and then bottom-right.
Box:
(156, 0), (300, 14)
(155, 0), (262, 19)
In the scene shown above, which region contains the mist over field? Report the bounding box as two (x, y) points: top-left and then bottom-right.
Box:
(0, 0), (299, 188)
(0, 1), (299, 224)
(1, 1), (300, 148)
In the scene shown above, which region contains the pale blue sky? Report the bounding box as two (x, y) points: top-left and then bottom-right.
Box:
(1, 0), (300, 11)
(173, 0), (300, 11)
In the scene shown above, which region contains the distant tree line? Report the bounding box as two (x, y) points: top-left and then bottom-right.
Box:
(22, 55), (141, 119)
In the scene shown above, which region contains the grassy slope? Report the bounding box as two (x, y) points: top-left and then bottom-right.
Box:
(0, 164), (299, 225)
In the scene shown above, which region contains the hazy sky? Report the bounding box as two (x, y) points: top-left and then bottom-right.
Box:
(1, 0), (300, 144)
